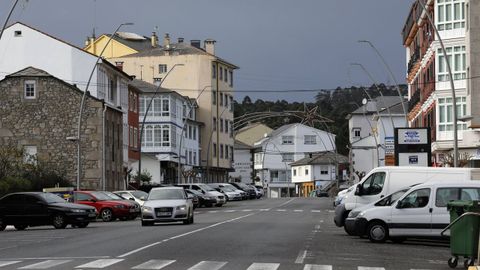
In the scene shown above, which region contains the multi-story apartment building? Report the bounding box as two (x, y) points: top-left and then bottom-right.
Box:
(253, 123), (336, 198)
(0, 22), (135, 182)
(129, 79), (201, 184)
(0, 67), (124, 190)
(403, 0), (480, 166)
(86, 32), (238, 182)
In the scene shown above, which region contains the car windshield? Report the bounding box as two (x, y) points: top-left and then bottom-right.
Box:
(149, 189), (185, 200)
(131, 191), (148, 199)
(221, 186), (236, 192)
(40, 193), (67, 204)
(90, 192), (114, 201)
(200, 185), (215, 192)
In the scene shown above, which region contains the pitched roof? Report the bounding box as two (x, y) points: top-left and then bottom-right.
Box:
(290, 152), (349, 166)
(6, 66), (51, 77)
(129, 79), (170, 94)
(104, 32), (153, 52)
(234, 140), (252, 149)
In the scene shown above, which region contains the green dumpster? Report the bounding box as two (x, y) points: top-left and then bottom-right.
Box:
(446, 200), (480, 268)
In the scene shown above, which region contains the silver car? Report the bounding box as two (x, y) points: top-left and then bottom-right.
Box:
(141, 187), (194, 226)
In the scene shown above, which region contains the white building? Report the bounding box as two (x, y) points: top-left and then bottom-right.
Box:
(346, 97), (407, 182)
(0, 22), (132, 176)
(129, 79), (201, 184)
(254, 123), (336, 198)
(290, 152), (349, 197)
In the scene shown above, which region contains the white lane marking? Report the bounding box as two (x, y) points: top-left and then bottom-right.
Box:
(242, 209), (253, 212)
(311, 210), (321, 213)
(277, 198), (296, 207)
(315, 225), (321, 230)
(304, 265), (333, 270)
(19, 260), (71, 269)
(0, 261), (21, 267)
(208, 211), (218, 213)
(2, 256), (109, 260)
(358, 267), (386, 270)
(276, 209), (286, 212)
(118, 213), (255, 258)
(295, 250), (307, 264)
(194, 211), (200, 214)
(259, 208), (270, 211)
(247, 263), (280, 270)
(224, 210), (236, 213)
(187, 261), (227, 270)
(294, 210), (304, 212)
(75, 259), (124, 268)
(327, 210), (335, 213)
(132, 260), (176, 269)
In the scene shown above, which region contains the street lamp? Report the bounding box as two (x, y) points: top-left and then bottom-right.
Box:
(177, 85), (211, 184)
(358, 40), (408, 126)
(0, 0), (20, 42)
(137, 63), (184, 182)
(76, 22), (133, 191)
(416, 0), (458, 167)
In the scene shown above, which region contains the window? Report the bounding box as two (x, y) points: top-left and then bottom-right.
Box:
(293, 169), (297, 176)
(108, 77), (117, 103)
(230, 96), (234, 111)
(225, 95), (229, 108)
(193, 151), (197, 164)
(219, 67), (223, 80)
(14, 30), (22, 37)
(437, 0), (466, 31)
(461, 188), (480, 201)
(213, 117), (217, 131)
(353, 128), (361, 138)
(225, 146), (229, 161)
(133, 93), (137, 113)
(129, 127), (134, 146)
(282, 136), (294, 145)
(225, 120), (229, 133)
(193, 127), (196, 140)
(24, 80), (36, 99)
(229, 71), (233, 87)
(220, 118), (224, 132)
(162, 98), (170, 116)
(230, 146), (234, 161)
(75, 193), (93, 201)
(224, 69), (228, 82)
(220, 93), (223, 106)
(212, 91), (217, 105)
(162, 125), (170, 146)
(400, 188), (431, 208)
(23, 146), (37, 165)
(142, 125), (170, 147)
(304, 135), (316, 145)
(360, 172), (386, 196)
(213, 143), (217, 157)
(436, 188), (460, 207)
(212, 63), (217, 79)
(220, 144), (224, 158)
(438, 97), (467, 131)
(140, 96), (170, 117)
(159, 64), (167, 73)
(437, 46), (466, 81)
(133, 128), (138, 148)
(305, 169), (309, 175)
(229, 121), (233, 138)
(281, 153), (294, 162)
(320, 166), (328, 175)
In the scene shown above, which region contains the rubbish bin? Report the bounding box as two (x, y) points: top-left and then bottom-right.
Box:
(446, 200), (480, 268)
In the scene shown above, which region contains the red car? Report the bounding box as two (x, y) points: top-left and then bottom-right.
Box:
(74, 191), (138, 222)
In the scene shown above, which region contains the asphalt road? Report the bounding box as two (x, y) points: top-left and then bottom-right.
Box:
(0, 198), (453, 270)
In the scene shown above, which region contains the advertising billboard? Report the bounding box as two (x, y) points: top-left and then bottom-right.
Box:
(394, 128), (431, 167)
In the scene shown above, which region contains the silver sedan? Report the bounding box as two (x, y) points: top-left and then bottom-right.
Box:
(141, 187), (194, 226)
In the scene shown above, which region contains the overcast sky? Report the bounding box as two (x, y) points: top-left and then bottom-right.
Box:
(0, 0), (414, 102)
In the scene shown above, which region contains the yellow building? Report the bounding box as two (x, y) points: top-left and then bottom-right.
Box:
(84, 32), (154, 59)
(85, 32), (239, 183)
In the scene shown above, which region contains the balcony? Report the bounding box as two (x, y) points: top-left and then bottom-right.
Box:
(407, 47), (420, 75)
(402, 0), (428, 45)
(408, 89), (421, 112)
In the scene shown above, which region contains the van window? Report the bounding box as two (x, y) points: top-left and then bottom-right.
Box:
(401, 188), (430, 208)
(436, 188), (460, 207)
(361, 172), (386, 196)
(460, 188), (480, 201)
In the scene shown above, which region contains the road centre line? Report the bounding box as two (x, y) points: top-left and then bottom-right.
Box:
(118, 213), (255, 258)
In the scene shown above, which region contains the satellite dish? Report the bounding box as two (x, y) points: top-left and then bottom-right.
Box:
(362, 98), (368, 105)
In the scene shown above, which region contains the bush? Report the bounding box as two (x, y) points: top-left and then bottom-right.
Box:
(0, 176), (32, 197)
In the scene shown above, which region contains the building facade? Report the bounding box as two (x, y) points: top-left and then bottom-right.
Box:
(253, 123), (336, 198)
(403, 0), (480, 166)
(0, 67), (124, 190)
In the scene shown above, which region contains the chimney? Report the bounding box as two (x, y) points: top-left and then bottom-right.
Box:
(204, 39), (216, 55)
(85, 37), (90, 47)
(163, 33), (171, 48)
(177, 37), (184, 43)
(190, 40), (201, 49)
(151, 32), (158, 48)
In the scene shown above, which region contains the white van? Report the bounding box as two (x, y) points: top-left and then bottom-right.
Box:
(334, 166), (479, 229)
(353, 181), (480, 243)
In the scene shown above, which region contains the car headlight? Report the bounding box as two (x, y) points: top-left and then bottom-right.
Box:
(142, 206), (153, 212)
(348, 211), (360, 218)
(71, 209), (86, 213)
(114, 204), (125, 209)
(358, 211), (365, 217)
(176, 205), (187, 211)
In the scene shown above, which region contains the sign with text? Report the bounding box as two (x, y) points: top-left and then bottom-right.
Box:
(398, 129), (428, 144)
(395, 128), (431, 167)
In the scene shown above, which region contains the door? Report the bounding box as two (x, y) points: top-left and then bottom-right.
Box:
(431, 187), (459, 236)
(390, 188), (432, 237)
(1, 194), (26, 224)
(23, 194), (49, 226)
(75, 193), (98, 211)
(355, 172), (387, 207)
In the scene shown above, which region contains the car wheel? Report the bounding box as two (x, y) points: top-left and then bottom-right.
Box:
(183, 211), (193, 225)
(367, 221), (388, 243)
(141, 220), (153, 226)
(100, 209), (114, 222)
(0, 217), (6, 231)
(52, 214), (67, 229)
(14, 224), (27, 231)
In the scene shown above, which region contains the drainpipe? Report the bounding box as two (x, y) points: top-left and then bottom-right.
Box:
(102, 104), (107, 191)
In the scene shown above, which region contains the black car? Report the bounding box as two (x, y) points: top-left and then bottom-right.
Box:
(0, 192), (97, 231)
(185, 189), (216, 207)
(230, 182), (257, 199)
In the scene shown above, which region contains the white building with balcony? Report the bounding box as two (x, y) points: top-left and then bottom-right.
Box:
(130, 79), (201, 184)
(253, 123), (335, 198)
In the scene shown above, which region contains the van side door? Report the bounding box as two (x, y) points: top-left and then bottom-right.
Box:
(389, 188), (432, 237)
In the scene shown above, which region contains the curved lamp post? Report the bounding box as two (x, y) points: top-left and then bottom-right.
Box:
(358, 40), (408, 126)
(416, 0), (458, 167)
(76, 22), (133, 191)
(177, 85), (211, 184)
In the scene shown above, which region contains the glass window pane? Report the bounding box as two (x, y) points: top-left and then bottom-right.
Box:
(446, 4), (452, 21)
(454, 3), (460, 20)
(438, 5), (445, 22)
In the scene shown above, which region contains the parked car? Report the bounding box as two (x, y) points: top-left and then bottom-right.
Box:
(141, 187), (194, 226)
(74, 191), (137, 222)
(185, 189), (216, 207)
(230, 182), (257, 199)
(114, 190), (148, 206)
(255, 185), (265, 198)
(175, 184), (226, 206)
(184, 189), (200, 209)
(101, 191), (140, 220)
(333, 185), (355, 207)
(248, 184), (263, 199)
(208, 183), (243, 201)
(0, 192), (96, 230)
(354, 181), (480, 243)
